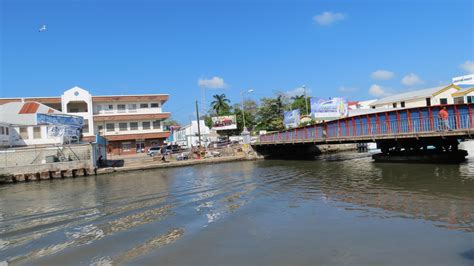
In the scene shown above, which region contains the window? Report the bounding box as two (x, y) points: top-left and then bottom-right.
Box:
(426, 98), (431, 106)
(96, 104), (102, 113)
(117, 104), (126, 113)
(83, 119), (89, 133)
(150, 103), (159, 108)
(122, 142), (132, 151)
(371, 106), (375, 109)
(467, 96), (473, 104)
(106, 123), (115, 132)
(33, 127), (41, 139)
(0, 127), (4, 135)
(119, 123), (128, 131)
(454, 97), (464, 104)
(19, 127), (28, 139)
(5, 127), (8, 135)
(104, 104), (114, 113)
(152, 120), (161, 129)
(130, 122), (138, 130)
(128, 104), (137, 113)
(142, 121), (150, 130)
(440, 98), (448, 105)
(140, 103), (149, 108)
(400, 101), (405, 108)
(392, 103), (397, 108)
(98, 125), (104, 135)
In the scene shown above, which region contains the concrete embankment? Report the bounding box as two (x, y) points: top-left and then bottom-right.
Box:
(96, 155), (259, 175)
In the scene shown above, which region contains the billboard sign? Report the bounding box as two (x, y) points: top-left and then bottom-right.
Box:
(284, 109), (300, 129)
(211, 115), (237, 130)
(310, 97), (348, 120)
(37, 113), (84, 126)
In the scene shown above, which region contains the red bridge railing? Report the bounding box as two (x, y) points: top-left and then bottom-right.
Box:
(259, 104), (474, 143)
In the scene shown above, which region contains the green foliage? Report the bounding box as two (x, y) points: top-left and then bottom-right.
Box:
(291, 95), (311, 116)
(255, 95), (288, 131)
(210, 94), (231, 115)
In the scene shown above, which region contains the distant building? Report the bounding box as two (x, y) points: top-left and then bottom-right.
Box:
(370, 84), (465, 109)
(174, 120), (218, 148)
(369, 75), (474, 110)
(0, 86), (171, 155)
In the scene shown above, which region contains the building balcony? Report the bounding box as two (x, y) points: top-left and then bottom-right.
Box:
(92, 112), (170, 122)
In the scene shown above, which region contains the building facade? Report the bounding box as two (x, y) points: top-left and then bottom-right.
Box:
(0, 87), (171, 155)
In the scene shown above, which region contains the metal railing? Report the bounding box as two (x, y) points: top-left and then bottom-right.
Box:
(259, 104), (474, 144)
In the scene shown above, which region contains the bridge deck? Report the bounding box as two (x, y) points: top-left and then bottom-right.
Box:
(255, 104), (474, 145)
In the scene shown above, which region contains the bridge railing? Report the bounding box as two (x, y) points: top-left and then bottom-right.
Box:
(258, 104), (474, 143)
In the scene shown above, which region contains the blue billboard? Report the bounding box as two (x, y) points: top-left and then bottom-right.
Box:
(284, 109), (300, 129)
(37, 113), (84, 126)
(310, 97), (348, 120)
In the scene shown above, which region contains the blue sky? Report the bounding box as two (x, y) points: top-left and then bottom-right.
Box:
(1, 0), (473, 124)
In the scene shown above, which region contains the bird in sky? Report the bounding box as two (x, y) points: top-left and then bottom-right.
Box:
(39, 25), (46, 32)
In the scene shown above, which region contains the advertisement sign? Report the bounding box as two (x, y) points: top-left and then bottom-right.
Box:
(37, 113), (84, 126)
(284, 109), (300, 129)
(310, 97), (348, 120)
(211, 115), (237, 130)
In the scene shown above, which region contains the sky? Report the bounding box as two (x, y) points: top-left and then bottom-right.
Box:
(1, 0), (473, 124)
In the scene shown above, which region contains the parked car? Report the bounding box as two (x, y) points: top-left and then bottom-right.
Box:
(147, 146), (161, 157)
(147, 146), (171, 157)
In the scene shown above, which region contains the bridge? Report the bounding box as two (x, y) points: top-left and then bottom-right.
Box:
(252, 103), (474, 162)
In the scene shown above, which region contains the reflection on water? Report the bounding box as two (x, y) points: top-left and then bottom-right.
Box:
(0, 154), (473, 265)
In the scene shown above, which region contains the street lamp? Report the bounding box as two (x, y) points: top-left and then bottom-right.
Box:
(241, 89), (254, 143)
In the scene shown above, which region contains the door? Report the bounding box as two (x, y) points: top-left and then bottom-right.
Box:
(136, 141), (145, 153)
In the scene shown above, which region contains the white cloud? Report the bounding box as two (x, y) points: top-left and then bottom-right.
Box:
(460, 60), (474, 74)
(285, 86), (312, 98)
(401, 73), (424, 86)
(368, 84), (392, 97)
(313, 11), (345, 26)
(371, 70), (395, 80)
(198, 76), (227, 89)
(337, 86), (357, 93)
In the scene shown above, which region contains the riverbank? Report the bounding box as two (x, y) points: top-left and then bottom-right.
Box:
(96, 155), (260, 175)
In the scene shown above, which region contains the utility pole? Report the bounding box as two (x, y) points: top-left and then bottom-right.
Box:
(195, 101), (202, 147)
(302, 85), (309, 115)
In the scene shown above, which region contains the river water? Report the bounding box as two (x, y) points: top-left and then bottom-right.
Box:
(1, 152), (473, 265)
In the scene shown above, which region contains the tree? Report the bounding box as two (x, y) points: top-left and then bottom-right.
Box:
(210, 94), (231, 115)
(291, 94), (311, 116)
(255, 95), (288, 131)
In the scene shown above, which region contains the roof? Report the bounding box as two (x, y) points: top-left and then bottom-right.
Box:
(370, 85), (456, 106)
(0, 101), (63, 125)
(0, 101), (61, 115)
(0, 97), (61, 105)
(452, 87), (474, 97)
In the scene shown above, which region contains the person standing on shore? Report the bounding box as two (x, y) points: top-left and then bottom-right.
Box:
(438, 106), (451, 131)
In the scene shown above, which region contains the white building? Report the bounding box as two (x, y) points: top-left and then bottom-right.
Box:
(174, 120), (218, 148)
(0, 101), (82, 147)
(0, 86), (171, 155)
(370, 84), (463, 109)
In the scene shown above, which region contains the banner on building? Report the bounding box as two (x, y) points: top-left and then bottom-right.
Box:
(211, 115), (237, 130)
(37, 113), (84, 126)
(310, 97), (348, 120)
(47, 125), (81, 139)
(283, 109), (300, 129)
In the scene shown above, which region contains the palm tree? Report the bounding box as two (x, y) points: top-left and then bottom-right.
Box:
(211, 94), (231, 115)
